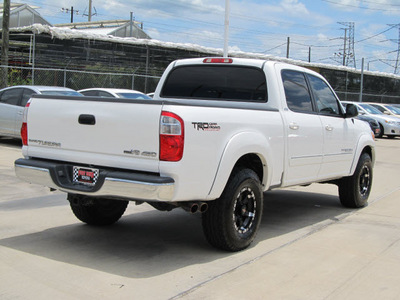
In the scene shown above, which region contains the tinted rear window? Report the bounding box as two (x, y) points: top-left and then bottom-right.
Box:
(161, 65), (267, 102)
(41, 90), (82, 96)
(117, 93), (152, 99)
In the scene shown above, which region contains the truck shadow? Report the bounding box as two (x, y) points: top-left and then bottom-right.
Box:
(0, 189), (354, 278)
(0, 137), (22, 148)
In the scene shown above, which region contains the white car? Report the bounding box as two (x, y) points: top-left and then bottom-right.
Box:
(0, 85), (82, 139)
(368, 103), (400, 118)
(342, 101), (400, 138)
(78, 88), (152, 100)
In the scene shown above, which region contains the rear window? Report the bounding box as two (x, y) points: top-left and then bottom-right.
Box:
(117, 93), (152, 99)
(41, 90), (82, 96)
(161, 65), (267, 102)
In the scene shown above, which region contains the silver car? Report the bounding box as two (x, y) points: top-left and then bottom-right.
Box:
(78, 88), (152, 100)
(0, 85), (82, 139)
(342, 101), (400, 138)
(368, 103), (400, 118)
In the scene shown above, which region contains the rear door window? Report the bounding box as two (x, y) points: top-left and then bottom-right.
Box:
(282, 70), (313, 113)
(0, 88), (23, 106)
(161, 65), (267, 102)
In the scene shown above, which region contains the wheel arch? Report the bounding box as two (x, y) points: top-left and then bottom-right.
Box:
(206, 131), (273, 200)
(350, 135), (375, 175)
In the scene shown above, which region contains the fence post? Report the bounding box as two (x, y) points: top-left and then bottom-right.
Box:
(64, 69), (67, 87)
(359, 58), (364, 102)
(132, 74), (135, 90)
(145, 45), (149, 93)
(31, 33), (36, 85)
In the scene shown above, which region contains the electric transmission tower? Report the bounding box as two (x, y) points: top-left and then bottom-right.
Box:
(388, 24), (400, 74)
(338, 22), (356, 68)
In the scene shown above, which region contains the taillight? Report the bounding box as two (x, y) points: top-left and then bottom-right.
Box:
(160, 111), (184, 161)
(21, 123), (28, 145)
(21, 100), (31, 146)
(203, 58), (233, 63)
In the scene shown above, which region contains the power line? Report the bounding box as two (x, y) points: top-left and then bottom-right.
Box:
(321, 0), (400, 11)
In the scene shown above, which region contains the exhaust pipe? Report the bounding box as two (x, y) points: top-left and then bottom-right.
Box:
(199, 202), (208, 213)
(181, 202), (199, 214)
(180, 202), (208, 214)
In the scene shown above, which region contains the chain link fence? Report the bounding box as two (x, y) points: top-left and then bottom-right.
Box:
(335, 91), (400, 104)
(2, 65), (400, 104)
(2, 65), (161, 94)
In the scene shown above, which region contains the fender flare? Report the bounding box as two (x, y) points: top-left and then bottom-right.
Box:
(207, 131), (274, 200)
(349, 133), (375, 175)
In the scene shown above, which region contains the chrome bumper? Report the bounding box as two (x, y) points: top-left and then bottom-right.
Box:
(15, 158), (174, 201)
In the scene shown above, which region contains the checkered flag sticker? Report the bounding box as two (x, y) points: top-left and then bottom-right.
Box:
(73, 166), (99, 185)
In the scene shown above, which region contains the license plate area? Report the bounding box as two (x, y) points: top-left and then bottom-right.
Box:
(72, 166), (99, 186)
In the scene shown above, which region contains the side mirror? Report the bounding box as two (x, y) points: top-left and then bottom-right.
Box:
(345, 104), (358, 118)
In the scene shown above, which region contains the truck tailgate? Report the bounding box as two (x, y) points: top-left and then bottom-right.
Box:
(24, 96), (162, 173)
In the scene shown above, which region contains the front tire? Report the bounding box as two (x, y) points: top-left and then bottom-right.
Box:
(68, 194), (128, 226)
(202, 169), (263, 251)
(338, 153), (373, 208)
(377, 124), (384, 138)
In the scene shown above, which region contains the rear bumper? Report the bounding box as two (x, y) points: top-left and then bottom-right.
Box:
(14, 158), (175, 201)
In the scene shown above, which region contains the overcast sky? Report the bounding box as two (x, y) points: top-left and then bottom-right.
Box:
(25, 0), (400, 74)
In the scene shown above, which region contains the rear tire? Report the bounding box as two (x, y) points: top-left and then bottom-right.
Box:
(338, 153), (372, 208)
(68, 194), (128, 226)
(202, 169), (263, 251)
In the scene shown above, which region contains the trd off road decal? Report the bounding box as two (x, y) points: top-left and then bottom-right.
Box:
(192, 122), (221, 131)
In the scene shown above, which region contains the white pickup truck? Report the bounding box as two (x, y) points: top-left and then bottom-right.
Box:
(15, 57), (375, 251)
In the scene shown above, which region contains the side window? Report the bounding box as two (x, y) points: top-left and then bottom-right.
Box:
(98, 91), (114, 97)
(307, 75), (341, 116)
(0, 88), (22, 106)
(282, 70), (313, 113)
(371, 105), (385, 113)
(81, 90), (99, 97)
(21, 89), (37, 107)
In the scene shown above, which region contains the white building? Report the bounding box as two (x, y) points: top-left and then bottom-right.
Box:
(54, 20), (151, 39)
(0, 3), (51, 28)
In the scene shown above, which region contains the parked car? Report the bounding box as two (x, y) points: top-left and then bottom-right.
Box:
(78, 88), (152, 99)
(341, 101), (400, 138)
(391, 104), (400, 109)
(357, 115), (381, 137)
(0, 85), (82, 139)
(368, 103), (400, 117)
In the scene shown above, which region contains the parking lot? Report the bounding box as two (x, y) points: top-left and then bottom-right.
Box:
(1, 137), (400, 300)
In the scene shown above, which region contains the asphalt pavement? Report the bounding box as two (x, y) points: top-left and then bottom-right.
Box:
(0, 137), (399, 300)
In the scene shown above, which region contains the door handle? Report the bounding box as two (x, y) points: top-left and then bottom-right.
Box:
(289, 122), (299, 130)
(325, 125), (333, 131)
(78, 114), (96, 125)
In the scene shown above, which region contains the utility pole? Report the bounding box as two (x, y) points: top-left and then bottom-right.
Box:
(223, 0), (230, 57)
(88, 0), (92, 22)
(129, 12), (133, 37)
(83, 0), (96, 22)
(61, 7), (79, 23)
(286, 37), (290, 58)
(1, 0), (10, 88)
